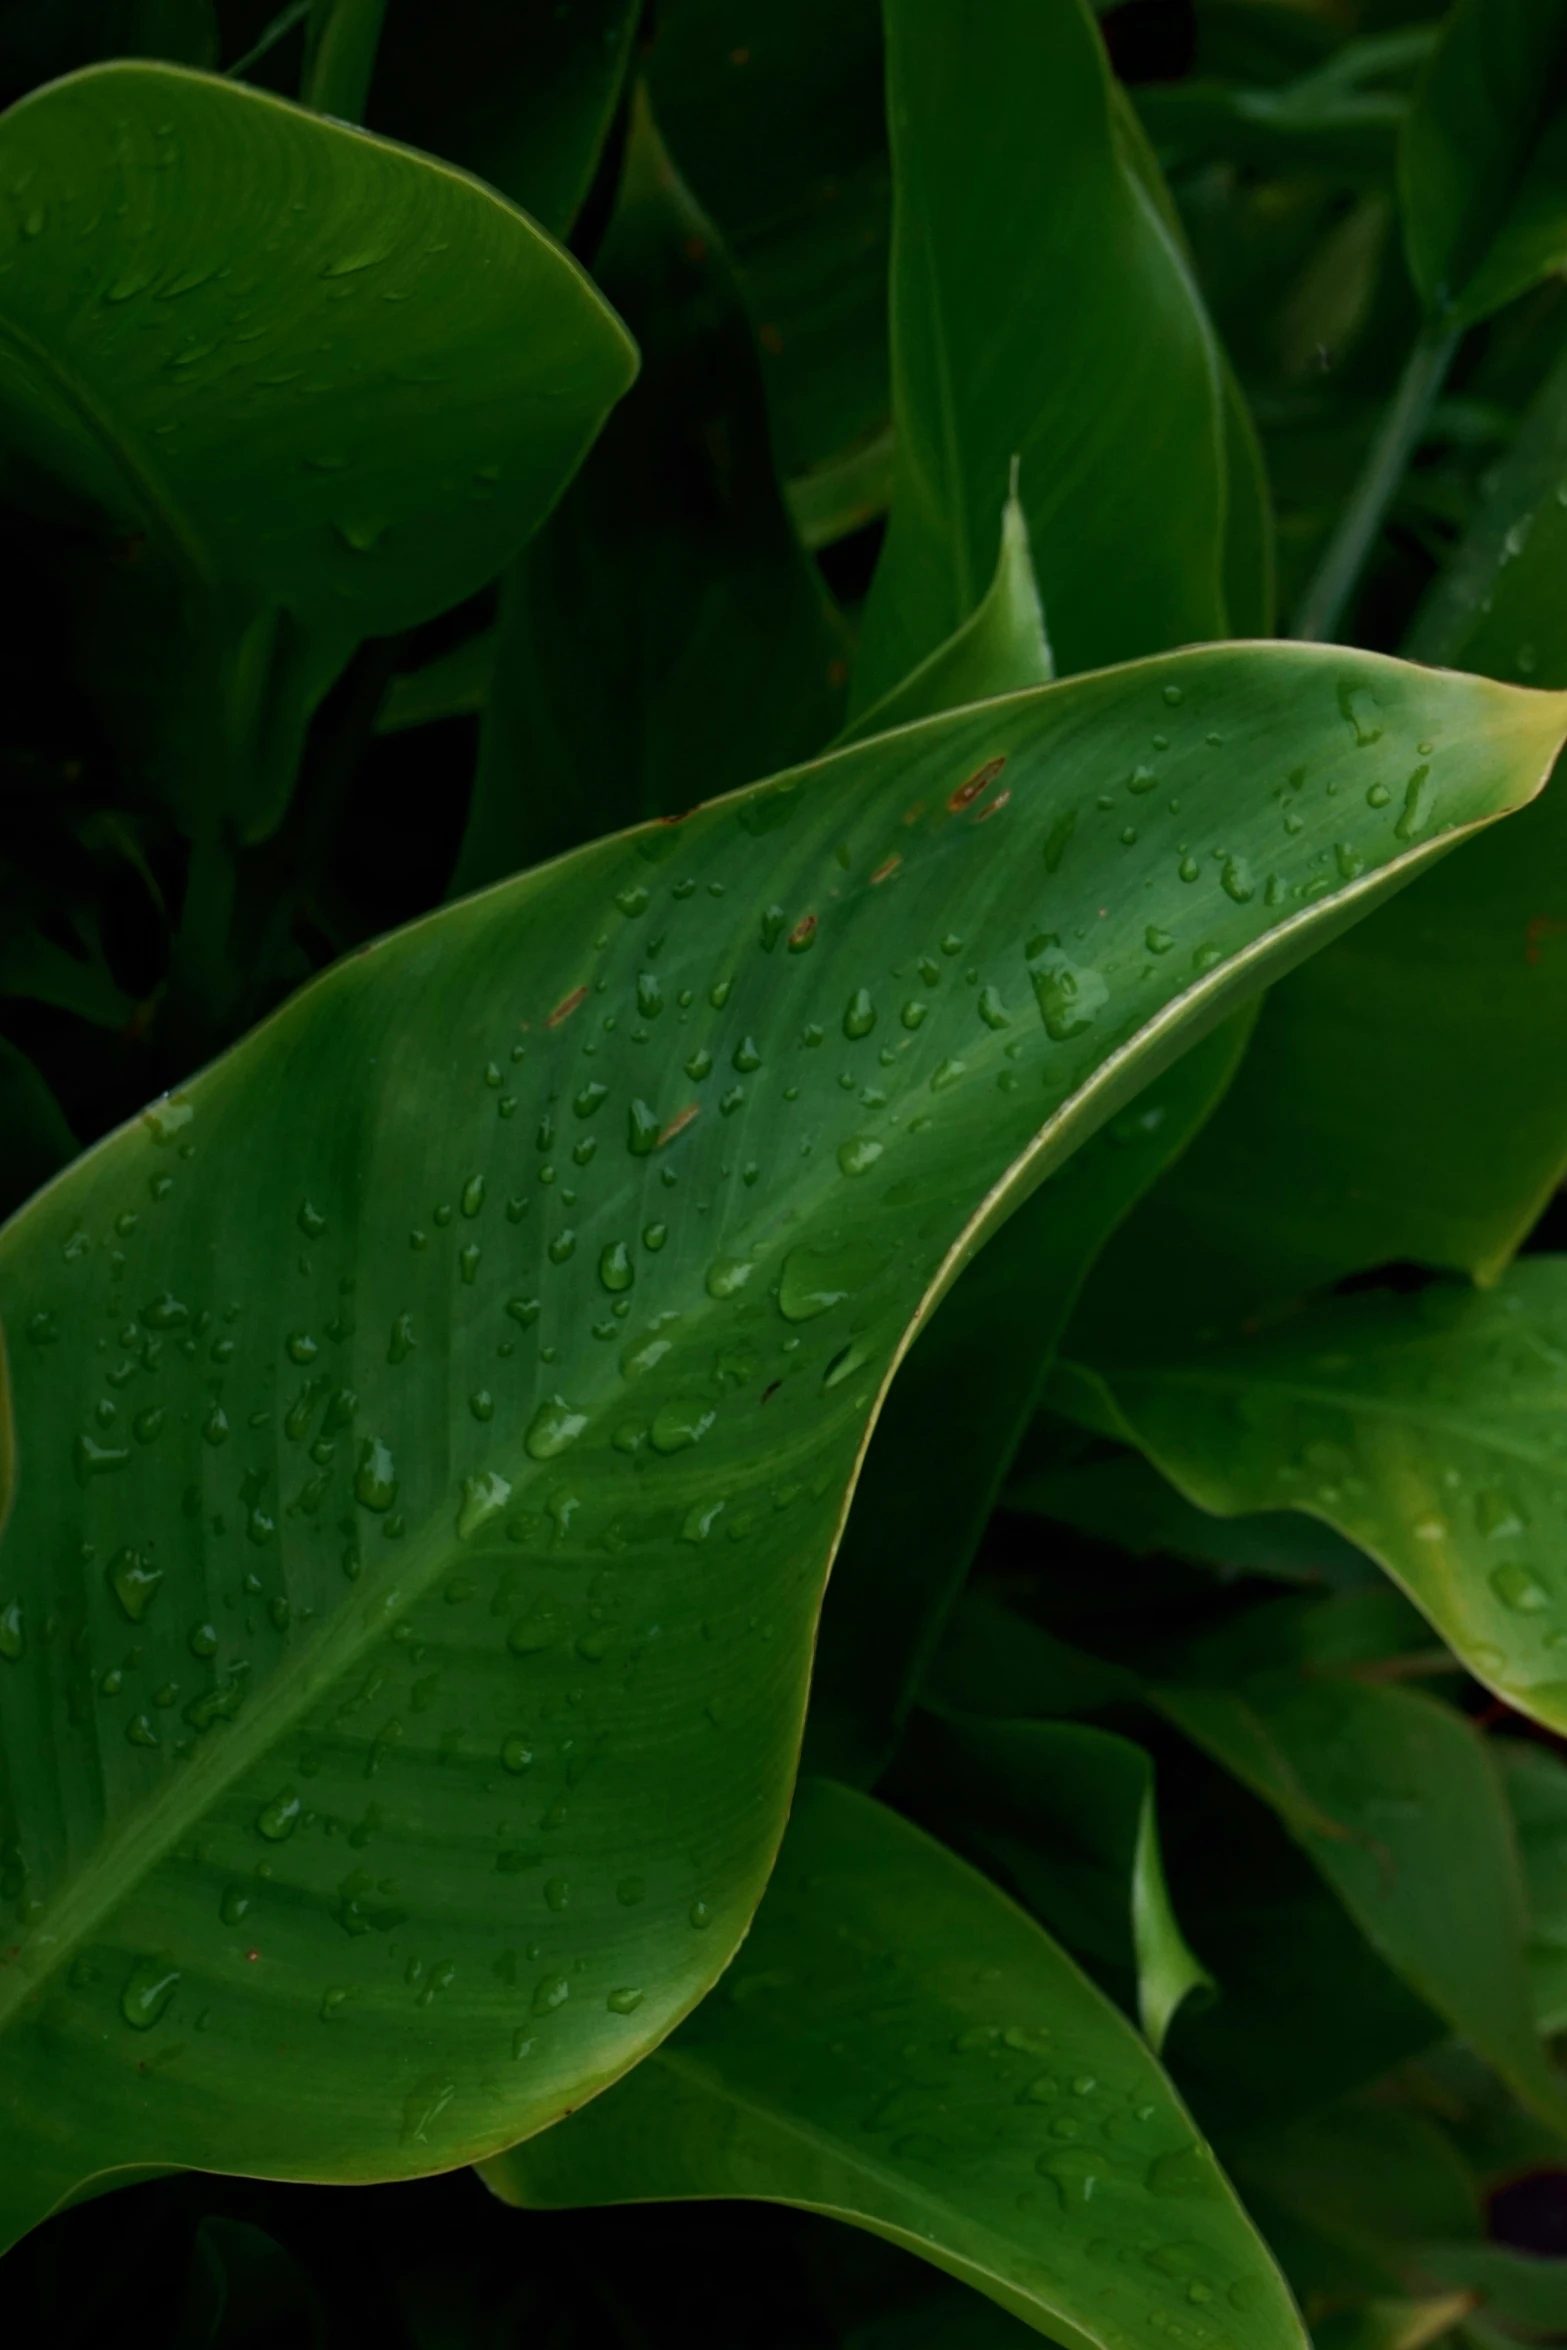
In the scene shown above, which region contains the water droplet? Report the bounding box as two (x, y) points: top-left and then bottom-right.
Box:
(1366, 782), (1391, 809)
(650, 1398), (715, 1453)
(977, 986), (1009, 1029)
(843, 990), (876, 1040)
(532, 1974), (570, 2015)
(690, 1900), (713, 1929)
(1147, 2145), (1220, 2199)
(219, 1884), (251, 1926)
(502, 1736), (533, 1773)
(189, 1622), (219, 1657)
(1027, 935), (1107, 1040)
(779, 1240), (885, 1322)
(627, 1100), (659, 1155)
(837, 1138), (883, 1177)
(1162, 684), (1185, 707)
(506, 1297), (540, 1329)
(461, 1175), (485, 1218)
(707, 1258), (753, 1300)
(298, 1201), (327, 1237)
(108, 1547), (163, 1624)
(1476, 1490), (1528, 1538)
(526, 1398), (588, 1459)
(607, 1986), (644, 2014)
(459, 1244), (481, 1284)
(1395, 764), (1433, 840)
(458, 1470), (511, 1540)
(901, 1000), (928, 1030)
(120, 1954), (180, 2031)
(256, 1788), (301, 1841)
(1220, 855), (1255, 904)
(599, 1241), (634, 1293)
(1127, 764), (1159, 795)
(1492, 1563), (1551, 1613)
(355, 1439), (399, 1511)
(1037, 2149), (1111, 2210)
(545, 1877), (569, 1912)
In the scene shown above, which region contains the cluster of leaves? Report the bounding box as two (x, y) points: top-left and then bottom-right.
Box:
(10, 0), (1567, 2344)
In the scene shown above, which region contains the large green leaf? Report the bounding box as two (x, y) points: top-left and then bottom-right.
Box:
(484, 1779), (1306, 2350)
(365, 0), (639, 237)
(0, 644), (1557, 2242)
(1058, 1264), (1567, 1734)
(451, 91), (845, 895)
(1400, 0), (1567, 329)
(1497, 1737), (1567, 2031)
(1149, 1669), (1567, 2132)
(1067, 342), (1567, 1348)
(0, 60), (635, 839)
(853, 0), (1229, 706)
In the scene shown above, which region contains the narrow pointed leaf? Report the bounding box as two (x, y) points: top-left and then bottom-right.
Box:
(1058, 1263), (1567, 1733)
(484, 1779), (1306, 2350)
(0, 61), (635, 834)
(908, 1711), (1211, 2051)
(837, 483), (1053, 752)
(854, 0), (1228, 706)
(0, 644), (1558, 2241)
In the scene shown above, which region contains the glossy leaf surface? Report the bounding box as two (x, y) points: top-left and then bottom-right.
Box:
(485, 1779), (1304, 2350)
(1069, 343), (1567, 1347)
(1061, 1264), (1567, 1732)
(853, 0), (1229, 706)
(453, 94), (845, 895)
(0, 60), (635, 834)
(1400, 0), (1567, 328)
(0, 643), (1551, 2240)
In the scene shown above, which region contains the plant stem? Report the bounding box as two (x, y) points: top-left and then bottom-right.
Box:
(1290, 317), (1459, 644)
(300, 0), (388, 124)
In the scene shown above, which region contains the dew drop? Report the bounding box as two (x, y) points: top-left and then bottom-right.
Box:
(525, 1397), (588, 1460)
(120, 1954), (180, 2031)
(256, 1788), (302, 1842)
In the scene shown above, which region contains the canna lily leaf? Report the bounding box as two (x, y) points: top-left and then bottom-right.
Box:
(1067, 336), (1567, 1350)
(854, 0), (1230, 706)
(484, 1778), (1306, 2350)
(0, 643), (1559, 2243)
(1055, 1263), (1567, 1735)
(0, 60), (636, 838)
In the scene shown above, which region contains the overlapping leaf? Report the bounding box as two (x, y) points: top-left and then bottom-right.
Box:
(0, 643), (1554, 2243)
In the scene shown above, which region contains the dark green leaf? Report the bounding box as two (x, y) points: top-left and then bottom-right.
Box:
(854, 0), (1231, 704)
(0, 641), (1545, 2237)
(484, 1778), (1307, 2350)
(0, 1038), (77, 1225)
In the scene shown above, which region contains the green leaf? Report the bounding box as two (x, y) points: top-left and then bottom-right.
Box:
(0, 643), (1556, 2239)
(853, 0), (1229, 705)
(648, 0), (891, 485)
(483, 1778), (1307, 2350)
(0, 61), (635, 838)
(836, 478), (1053, 751)
(1070, 328), (1567, 1342)
(1005, 1447), (1377, 1591)
(451, 91), (846, 895)
(1058, 1264), (1567, 1733)
(1400, 0), (1567, 329)
(908, 1711), (1211, 2052)
(1414, 2243), (1567, 2336)
(365, 0), (639, 237)
(1231, 2096), (1480, 2297)
(374, 628), (494, 737)
(1148, 1670), (1567, 2132)
(806, 1016), (1252, 1785)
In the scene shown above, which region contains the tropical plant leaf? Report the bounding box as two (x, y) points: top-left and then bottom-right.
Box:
(1496, 1737), (1567, 2032)
(0, 643), (1558, 2243)
(483, 1778), (1307, 2350)
(1057, 1264), (1567, 1734)
(903, 1710), (1211, 2053)
(1148, 1668), (1567, 2133)
(365, 0), (639, 237)
(1400, 0), (1567, 330)
(0, 60), (635, 839)
(0, 1038), (77, 1227)
(853, 0), (1230, 708)
(1066, 340), (1567, 1350)
(451, 89), (846, 896)
(806, 1016), (1252, 1786)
